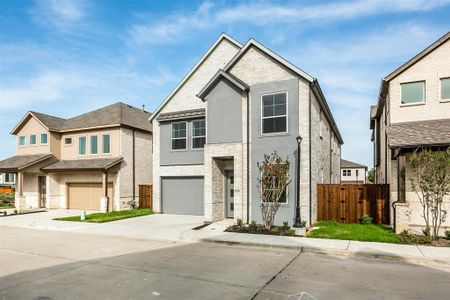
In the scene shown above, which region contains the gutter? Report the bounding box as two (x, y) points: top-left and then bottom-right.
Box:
(309, 87), (312, 226)
(133, 129), (136, 201)
(246, 91), (250, 224)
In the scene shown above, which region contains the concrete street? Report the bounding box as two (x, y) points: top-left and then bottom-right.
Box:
(1, 227), (449, 300)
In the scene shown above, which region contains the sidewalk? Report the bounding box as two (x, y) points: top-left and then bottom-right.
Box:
(181, 221), (450, 265)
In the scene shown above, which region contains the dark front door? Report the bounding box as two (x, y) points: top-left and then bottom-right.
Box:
(225, 171), (234, 218)
(38, 176), (46, 208)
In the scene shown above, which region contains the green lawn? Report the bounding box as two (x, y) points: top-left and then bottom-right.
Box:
(54, 209), (154, 223)
(308, 221), (400, 244)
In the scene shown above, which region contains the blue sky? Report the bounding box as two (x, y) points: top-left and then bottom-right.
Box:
(1, 0), (449, 168)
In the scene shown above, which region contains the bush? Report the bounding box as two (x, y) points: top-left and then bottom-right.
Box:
(282, 221), (290, 230)
(360, 215), (373, 225)
(0, 192), (14, 207)
(236, 218), (244, 227)
(445, 230), (450, 240)
(398, 230), (434, 245)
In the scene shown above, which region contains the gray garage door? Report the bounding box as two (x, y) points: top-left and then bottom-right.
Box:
(161, 177), (204, 215)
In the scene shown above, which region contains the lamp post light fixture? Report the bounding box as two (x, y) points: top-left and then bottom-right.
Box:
(293, 135), (302, 228)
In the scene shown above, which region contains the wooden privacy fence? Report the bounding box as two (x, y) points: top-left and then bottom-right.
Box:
(317, 184), (390, 224)
(139, 185), (153, 209)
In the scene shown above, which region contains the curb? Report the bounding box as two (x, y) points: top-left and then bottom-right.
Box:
(198, 237), (450, 266)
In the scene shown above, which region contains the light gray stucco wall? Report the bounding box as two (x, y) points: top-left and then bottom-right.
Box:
(159, 120), (204, 165)
(250, 78), (300, 226)
(206, 79), (243, 144)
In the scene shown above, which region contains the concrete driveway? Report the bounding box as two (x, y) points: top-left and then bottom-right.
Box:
(0, 209), (204, 242)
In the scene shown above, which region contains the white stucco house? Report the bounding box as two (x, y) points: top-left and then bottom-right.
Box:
(340, 159), (367, 184)
(150, 33), (343, 226)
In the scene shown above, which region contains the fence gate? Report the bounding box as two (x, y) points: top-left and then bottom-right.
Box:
(139, 185), (153, 209)
(317, 184), (390, 224)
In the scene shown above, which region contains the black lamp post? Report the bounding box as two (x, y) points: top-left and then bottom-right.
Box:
(293, 135), (302, 228)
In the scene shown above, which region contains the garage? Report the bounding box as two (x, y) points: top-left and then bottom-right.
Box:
(161, 177), (204, 215)
(68, 183), (113, 211)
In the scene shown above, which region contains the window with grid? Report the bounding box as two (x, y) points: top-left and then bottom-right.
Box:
(192, 119), (206, 149)
(262, 92), (287, 134)
(172, 122), (187, 150)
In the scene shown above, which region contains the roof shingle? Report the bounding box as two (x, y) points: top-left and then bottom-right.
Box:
(0, 154), (55, 171)
(387, 119), (450, 148)
(341, 159), (367, 169)
(157, 109), (205, 122)
(41, 157), (123, 171)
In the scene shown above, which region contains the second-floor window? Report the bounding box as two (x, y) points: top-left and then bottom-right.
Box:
(19, 136), (26, 146)
(401, 81), (425, 105)
(262, 92), (287, 134)
(40, 133), (48, 144)
(343, 170), (352, 176)
(172, 122), (187, 150)
(441, 78), (450, 101)
(192, 119), (206, 149)
(29, 134), (37, 145)
(79, 136), (86, 155)
(90, 136), (98, 154)
(102, 134), (111, 154)
(64, 137), (72, 145)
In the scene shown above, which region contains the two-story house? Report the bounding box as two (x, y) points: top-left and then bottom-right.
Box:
(370, 31), (450, 233)
(340, 159), (367, 184)
(0, 102), (152, 212)
(150, 33), (343, 226)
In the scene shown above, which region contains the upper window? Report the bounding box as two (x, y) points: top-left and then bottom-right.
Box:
(401, 81), (425, 105)
(102, 134), (111, 154)
(19, 136), (26, 146)
(79, 136), (86, 155)
(343, 170), (352, 176)
(440, 78), (450, 101)
(40, 133), (48, 144)
(261, 92), (287, 134)
(90, 135), (98, 154)
(29, 134), (37, 145)
(192, 119), (206, 149)
(172, 122), (187, 150)
(64, 137), (72, 145)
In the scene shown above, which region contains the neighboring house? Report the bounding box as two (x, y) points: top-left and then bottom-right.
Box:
(340, 159), (367, 184)
(150, 33), (343, 226)
(370, 31), (450, 233)
(0, 102), (152, 211)
(0, 173), (16, 188)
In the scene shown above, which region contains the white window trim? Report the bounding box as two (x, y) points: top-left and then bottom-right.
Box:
(90, 135), (99, 155)
(400, 81), (426, 107)
(102, 134), (111, 154)
(4, 173), (15, 184)
(64, 136), (73, 146)
(29, 134), (38, 147)
(439, 77), (450, 103)
(78, 135), (87, 156)
(40, 133), (48, 145)
(260, 91), (289, 136)
(18, 135), (26, 147)
(191, 119), (206, 150)
(171, 121), (187, 151)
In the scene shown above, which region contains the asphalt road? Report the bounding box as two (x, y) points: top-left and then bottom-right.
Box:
(0, 227), (449, 300)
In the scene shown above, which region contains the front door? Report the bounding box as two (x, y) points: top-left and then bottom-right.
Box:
(38, 176), (46, 208)
(225, 171), (234, 218)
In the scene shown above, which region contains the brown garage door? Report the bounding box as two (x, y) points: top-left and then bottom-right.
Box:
(68, 183), (113, 211)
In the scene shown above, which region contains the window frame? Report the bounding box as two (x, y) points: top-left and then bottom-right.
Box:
(64, 137), (73, 146)
(400, 81), (426, 106)
(102, 134), (111, 154)
(90, 135), (99, 155)
(171, 121), (188, 151)
(191, 119), (206, 150)
(4, 173), (15, 184)
(439, 77), (450, 102)
(18, 135), (26, 147)
(78, 136), (87, 156)
(29, 134), (37, 146)
(40, 133), (48, 145)
(260, 91), (289, 135)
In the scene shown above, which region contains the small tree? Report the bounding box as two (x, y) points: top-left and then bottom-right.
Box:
(408, 149), (450, 238)
(367, 168), (375, 183)
(258, 152), (291, 229)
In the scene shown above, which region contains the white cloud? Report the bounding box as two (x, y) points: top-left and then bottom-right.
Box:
(30, 0), (88, 29)
(129, 0), (450, 45)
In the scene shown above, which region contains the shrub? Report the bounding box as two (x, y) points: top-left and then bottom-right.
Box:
(236, 218), (243, 227)
(13, 209), (18, 215)
(398, 230), (434, 245)
(282, 221), (290, 230)
(445, 230), (450, 240)
(360, 215), (373, 225)
(271, 227), (279, 235)
(287, 229), (296, 236)
(0, 192), (14, 207)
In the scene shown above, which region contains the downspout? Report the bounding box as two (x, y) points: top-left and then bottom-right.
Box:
(246, 91), (250, 224)
(132, 129), (136, 202)
(309, 86), (312, 226)
(392, 154), (400, 232)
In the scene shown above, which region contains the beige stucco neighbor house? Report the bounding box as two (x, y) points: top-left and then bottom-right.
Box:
(150, 33), (342, 226)
(370, 31), (450, 234)
(340, 159), (367, 184)
(0, 102), (152, 212)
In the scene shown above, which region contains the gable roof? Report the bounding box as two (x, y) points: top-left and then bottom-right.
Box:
(341, 159), (367, 169)
(41, 157), (123, 172)
(157, 108), (205, 122)
(11, 102), (152, 135)
(149, 33), (242, 122)
(197, 69), (249, 101)
(373, 31), (450, 119)
(0, 154), (55, 172)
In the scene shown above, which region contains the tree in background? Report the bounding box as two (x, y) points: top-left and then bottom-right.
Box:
(367, 168), (375, 183)
(408, 149), (450, 238)
(258, 152), (291, 229)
